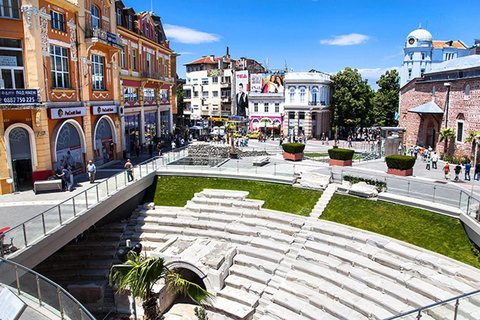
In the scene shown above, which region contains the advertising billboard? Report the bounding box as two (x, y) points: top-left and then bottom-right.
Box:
(235, 70), (249, 117)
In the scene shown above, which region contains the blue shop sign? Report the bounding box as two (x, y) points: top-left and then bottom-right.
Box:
(106, 32), (117, 44)
(0, 89), (38, 104)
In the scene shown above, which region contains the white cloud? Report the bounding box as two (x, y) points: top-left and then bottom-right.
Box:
(164, 24), (220, 44)
(320, 33), (369, 46)
(357, 66), (399, 79)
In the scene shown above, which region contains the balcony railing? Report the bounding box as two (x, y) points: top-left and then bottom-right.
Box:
(141, 71), (162, 80)
(85, 27), (123, 49)
(0, 258), (95, 320)
(308, 101), (327, 106)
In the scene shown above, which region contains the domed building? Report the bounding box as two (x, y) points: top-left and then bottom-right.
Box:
(400, 25), (469, 87)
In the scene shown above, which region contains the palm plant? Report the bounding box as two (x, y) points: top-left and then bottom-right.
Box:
(109, 252), (212, 320)
(465, 131), (480, 157)
(438, 127), (456, 156)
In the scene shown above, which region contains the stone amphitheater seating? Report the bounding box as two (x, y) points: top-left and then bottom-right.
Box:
(131, 189), (480, 320)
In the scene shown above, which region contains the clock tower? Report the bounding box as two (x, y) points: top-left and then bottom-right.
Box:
(400, 25), (433, 87)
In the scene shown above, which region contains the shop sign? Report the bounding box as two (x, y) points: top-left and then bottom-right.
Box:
(0, 56), (17, 66)
(49, 107), (86, 119)
(92, 105), (117, 115)
(0, 89), (38, 104)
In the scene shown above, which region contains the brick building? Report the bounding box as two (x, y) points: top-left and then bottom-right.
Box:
(399, 55), (480, 157)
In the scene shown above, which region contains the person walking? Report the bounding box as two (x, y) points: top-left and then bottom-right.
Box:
(443, 162), (450, 180)
(57, 166), (68, 191)
(135, 143), (140, 158)
(454, 164), (462, 181)
(476, 162), (480, 181)
(431, 152), (439, 169)
(124, 159), (134, 182)
(148, 142), (153, 158)
(157, 142), (162, 156)
(425, 155), (431, 170)
(465, 160), (472, 181)
(67, 166), (74, 191)
(87, 160), (96, 183)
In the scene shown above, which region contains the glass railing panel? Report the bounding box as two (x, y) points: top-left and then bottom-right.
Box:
(17, 268), (39, 302)
(97, 181), (108, 201)
(38, 277), (61, 315)
(459, 192), (470, 213)
(73, 193), (87, 216)
(60, 289), (81, 320)
(86, 187), (98, 208)
(106, 174), (117, 194)
(433, 185), (462, 207)
(2, 225), (25, 255)
(467, 197), (480, 220)
(60, 199), (75, 223)
(24, 214), (46, 246)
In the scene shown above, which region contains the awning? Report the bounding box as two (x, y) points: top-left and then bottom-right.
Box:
(189, 126), (202, 130)
(408, 100), (444, 114)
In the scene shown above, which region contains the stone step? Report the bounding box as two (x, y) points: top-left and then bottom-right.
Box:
(46, 250), (117, 261)
(62, 241), (119, 252)
(197, 189), (249, 201)
(36, 259), (113, 272)
(224, 274), (267, 295)
(42, 269), (109, 282)
(86, 232), (123, 241)
(230, 265), (272, 285)
(212, 296), (254, 320)
(217, 286), (260, 307)
(96, 223), (127, 233)
(233, 254), (279, 275)
(237, 245), (284, 264)
(191, 196), (265, 210)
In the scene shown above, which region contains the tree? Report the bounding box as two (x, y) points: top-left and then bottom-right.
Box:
(332, 67), (374, 128)
(372, 69), (400, 126)
(465, 131), (480, 158)
(109, 252), (212, 320)
(176, 84), (185, 128)
(438, 127), (456, 156)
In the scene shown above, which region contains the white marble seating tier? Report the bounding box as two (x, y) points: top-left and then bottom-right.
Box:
(132, 189), (480, 320)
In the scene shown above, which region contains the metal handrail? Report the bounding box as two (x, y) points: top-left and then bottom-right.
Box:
(0, 257), (96, 320)
(384, 289), (480, 319)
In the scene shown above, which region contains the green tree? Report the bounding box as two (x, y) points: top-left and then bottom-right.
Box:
(372, 69), (400, 126)
(332, 67), (374, 128)
(465, 131), (480, 158)
(109, 252), (212, 320)
(438, 127), (456, 156)
(176, 84), (185, 127)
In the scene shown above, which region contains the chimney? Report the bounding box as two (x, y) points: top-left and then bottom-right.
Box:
(210, 54), (215, 61)
(226, 46), (230, 59)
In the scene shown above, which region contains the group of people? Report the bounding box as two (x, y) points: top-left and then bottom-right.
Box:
(442, 161), (480, 181)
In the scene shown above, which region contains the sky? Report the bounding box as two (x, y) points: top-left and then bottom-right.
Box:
(123, 0), (480, 88)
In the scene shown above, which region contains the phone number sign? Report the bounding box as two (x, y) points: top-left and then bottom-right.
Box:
(0, 89), (38, 104)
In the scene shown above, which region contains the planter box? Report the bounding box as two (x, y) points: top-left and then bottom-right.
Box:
(388, 168), (413, 176)
(283, 151), (303, 161)
(329, 159), (353, 167)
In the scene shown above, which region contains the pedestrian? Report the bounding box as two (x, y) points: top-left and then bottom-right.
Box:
(124, 159), (134, 182)
(57, 166), (67, 191)
(443, 162), (450, 180)
(476, 162), (480, 181)
(465, 160), (472, 181)
(157, 142), (162, 156)
(148, 142), (153, 158)
(135, 143), (140, 158)
(431, 152), (438, 169)
(67, 166), (74, 191)
(171, 141), (176, 149)
(413, 146), (418, 159)
(454, 164), (462, 181)
(87, 160), (96, 183)
(426, 155), (431, 170)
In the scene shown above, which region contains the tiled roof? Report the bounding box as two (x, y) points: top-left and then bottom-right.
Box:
(432, 40), (467, 49)
(185, 56), (235, 66)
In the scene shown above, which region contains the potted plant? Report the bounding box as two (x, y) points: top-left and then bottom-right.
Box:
(328, 148), (354, 166)
(282, 143), (305, 161)
(386, 155), (416, 176)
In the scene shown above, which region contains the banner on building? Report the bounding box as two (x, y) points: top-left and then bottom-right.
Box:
(250, 74), (263, 93)
(91, 105), (117, 115)
(235, 71), (249, 117)
(49, 107), (86, 119)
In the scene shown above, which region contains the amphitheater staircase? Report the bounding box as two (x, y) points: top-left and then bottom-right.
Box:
(133, 189), (480, 320)
(309, 184), (337, 219)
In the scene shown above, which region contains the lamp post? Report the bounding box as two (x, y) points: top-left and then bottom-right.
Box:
(471, 135), (480, 196)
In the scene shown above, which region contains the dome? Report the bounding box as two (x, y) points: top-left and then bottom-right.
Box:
(407, 26), (432, 43)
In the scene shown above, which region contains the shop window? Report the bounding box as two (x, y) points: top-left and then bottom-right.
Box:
(143, 88), (156, 102)
(120, 47), (126, 69)
(264, 103), (269, 113)
(50, 11), (65, 31)
(91, 5), (100, 29)
(50, 45), (70, 88)
(254, 103), (258, 112)
(0, 38), (25, 89)
(456, 121), (464, 143)
(124, 87), (138, 102)
(91, 54), (104, 90)
(0, 0), (20, 19)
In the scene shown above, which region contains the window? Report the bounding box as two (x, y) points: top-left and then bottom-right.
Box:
(50, 45), (69, 88)
(91, 5), (100, 29)
(143, 88), (156, 102)
(222, 76), (231, 83)
(124, 87), (138, 102)
(213, 91), (218, 97)
(264, 103), (269, 113)
(193, 91), (198, 97)
(456, 121), (464, 143)
(192, 78), (198, 84)
(145, 24), (150, 38)
(128, 15), (132, 30)
(421, 68), (425, 77)
(300, 87), (306, 103)
(212, 76), (218, 84)
(0, 38), (25, 89)
(158, 58), (163, 76)
(0, 0), (20, 19)
(50, 11), (65, 31)
(254, 103), (258, 112)
(432, 86), (436, 97)
(275, 103), (279, 113)
(202, 91), (208, 98)
(145, 53), (151, 73)
(465, 85), (470, 100)
(91, 54), (104, 90)
(131, 49), (137, 70)
(289, 87), (295, 103)
(120, 47), (126, 69)
(408, 69), (412, 79)
(116, 8), (122, 26)
(164, 63), (168, 77)
(311, 87), (318, 104)
(202, 78), (208, 85)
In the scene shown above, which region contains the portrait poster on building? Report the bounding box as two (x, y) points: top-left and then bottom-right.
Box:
(235, 70), (249, 117)
(262, 73), (284, 93)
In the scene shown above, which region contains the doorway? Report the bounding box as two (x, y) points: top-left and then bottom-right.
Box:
(8, 127), (33, 191)
(12, 159), (33, 191)
(426, 122), (436, 150)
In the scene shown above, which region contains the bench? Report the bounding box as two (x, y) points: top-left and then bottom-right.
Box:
(252, 157), (270, 166)
(34, 180), (63, 194)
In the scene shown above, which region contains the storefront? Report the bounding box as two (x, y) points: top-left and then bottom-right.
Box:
(160, 110), (170, 139)
(250, 116), (283, 134)
(144, 111), (157, 144)
(124, 114), (140, 154)
(92, 106), (117, 166)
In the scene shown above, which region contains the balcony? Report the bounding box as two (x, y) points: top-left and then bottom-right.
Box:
(85, 27), (123, 49)
(308, 101), (327, 106)
(220, 82), (231, 88)
(141, 70), (162, 80)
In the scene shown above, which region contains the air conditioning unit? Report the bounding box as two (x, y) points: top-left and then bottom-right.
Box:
(117, 106), (125, 117)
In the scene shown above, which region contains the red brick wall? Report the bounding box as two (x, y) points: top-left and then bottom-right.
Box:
(399, 77), (480, 158)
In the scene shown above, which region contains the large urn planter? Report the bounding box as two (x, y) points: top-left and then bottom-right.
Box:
(387, 168), (413, 177)
(329, 159), (353, 167)
(282, 143), (305, 162)
(385, 155), (415, 177)
(283, 151), (303, 161)
(328, 148), (354, 167)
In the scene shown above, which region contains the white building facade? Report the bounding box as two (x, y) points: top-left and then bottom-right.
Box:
(283, 71), (333, 139)
(248, 93), (284, 134)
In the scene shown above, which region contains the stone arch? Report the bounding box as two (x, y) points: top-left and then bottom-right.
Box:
(92, 115), (117, 150)
(167, 261), (214, 294)
(4, 123), (38, 173)
(51, 119), (87, 163)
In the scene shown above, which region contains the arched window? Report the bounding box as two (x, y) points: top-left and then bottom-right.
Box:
(465, 85), (470, 100)
(91, 5), (100, 29)
(311, 87), (318, 105)
(300, 87), (306, 103)
(432, 86), (436, 97)
(289, 87), (295, 103)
